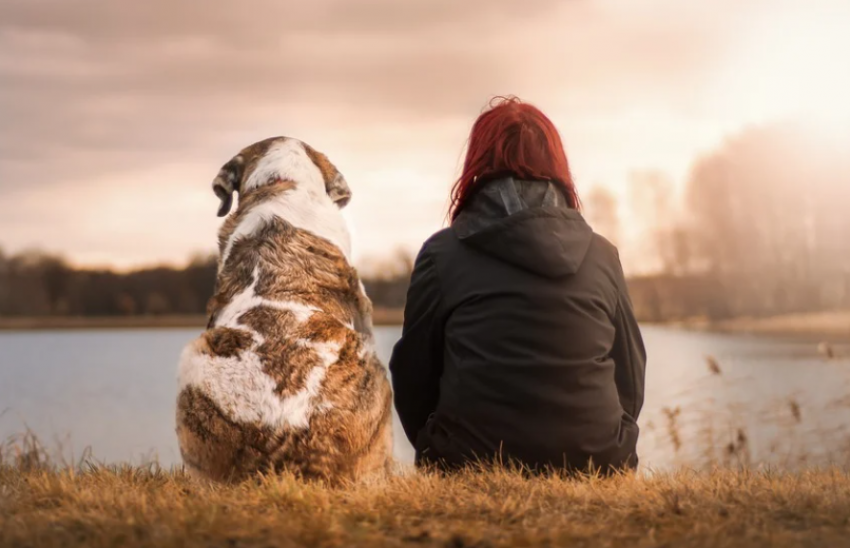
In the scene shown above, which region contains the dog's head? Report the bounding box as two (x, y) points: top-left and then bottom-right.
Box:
(211, 137), (351, 217)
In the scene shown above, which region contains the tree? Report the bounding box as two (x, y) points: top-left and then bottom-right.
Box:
(683, 123), (850, 315)
(145, 292), (171, 316)
(584, 185), (621, 246)
(40, 255), (72, 315)
(627, 170), (679, 273)
(115, 293), (137, 316)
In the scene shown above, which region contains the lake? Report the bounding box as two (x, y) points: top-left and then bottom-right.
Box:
(1, 326), (849, 470)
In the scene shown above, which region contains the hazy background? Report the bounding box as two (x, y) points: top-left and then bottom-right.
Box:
(2, 0), (849, 276)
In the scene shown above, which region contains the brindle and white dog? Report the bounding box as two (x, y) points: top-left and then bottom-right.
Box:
(176, 137), (393, 484)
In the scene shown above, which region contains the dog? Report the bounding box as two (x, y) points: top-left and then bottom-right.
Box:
(175, 137), (393, 484)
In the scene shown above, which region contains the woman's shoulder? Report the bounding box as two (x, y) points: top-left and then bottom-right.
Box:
(589, 231), (620, 260)
(584, 232), (628, 290)
(418, 227), (456, 256)
(411, 228), (465, 281)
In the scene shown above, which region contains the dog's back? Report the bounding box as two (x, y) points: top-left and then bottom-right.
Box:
(176, 137), (392, 483)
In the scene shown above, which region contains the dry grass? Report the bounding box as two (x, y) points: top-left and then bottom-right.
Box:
(2, 438), (850, 548)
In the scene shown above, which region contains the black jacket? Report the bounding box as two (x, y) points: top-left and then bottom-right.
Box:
(389, 176), (646, 472)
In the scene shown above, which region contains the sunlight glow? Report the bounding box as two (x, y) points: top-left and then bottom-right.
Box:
(722, 3), (850, 127)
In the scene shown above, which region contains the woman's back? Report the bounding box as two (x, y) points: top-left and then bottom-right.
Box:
(389, 96), (646, 473)
(390, 176), (644, 471)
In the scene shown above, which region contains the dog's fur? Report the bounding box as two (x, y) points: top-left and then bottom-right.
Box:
(175, 137), (393, 484)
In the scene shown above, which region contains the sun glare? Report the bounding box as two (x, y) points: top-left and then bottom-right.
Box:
(725, 3), (850, 133)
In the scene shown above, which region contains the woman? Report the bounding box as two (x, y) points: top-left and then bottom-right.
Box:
(389, 97), (646, 473)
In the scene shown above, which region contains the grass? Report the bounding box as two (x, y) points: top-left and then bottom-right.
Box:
(3, 437), (850, 548)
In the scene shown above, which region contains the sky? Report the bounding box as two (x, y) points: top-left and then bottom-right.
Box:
(1, 0), (849, 273)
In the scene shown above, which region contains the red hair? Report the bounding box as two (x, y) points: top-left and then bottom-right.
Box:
(449, 96), (579, 220)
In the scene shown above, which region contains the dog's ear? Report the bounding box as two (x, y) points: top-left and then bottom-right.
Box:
(327, 173), (352, 209)
(211, 155), (245, 217)
(302, 143), (352, 209)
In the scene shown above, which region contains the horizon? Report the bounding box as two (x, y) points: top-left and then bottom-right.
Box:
(2, 0), (849, 275)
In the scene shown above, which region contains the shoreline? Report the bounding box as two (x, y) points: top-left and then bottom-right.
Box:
(667, 310), (850, 343)
(0, 308), (405, 331)
(1, 310), (847, 342)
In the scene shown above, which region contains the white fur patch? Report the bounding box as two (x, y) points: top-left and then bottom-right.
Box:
(213, 265), (318, 346)
(219, 139), (352, 271)
(242, 139), (318, 193)
(177, 265), (341, 429)
(177, 339), (341, 430)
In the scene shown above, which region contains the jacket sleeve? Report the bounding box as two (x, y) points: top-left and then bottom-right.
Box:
(611, 260), (647, 421)
(388, 244), (445, 445)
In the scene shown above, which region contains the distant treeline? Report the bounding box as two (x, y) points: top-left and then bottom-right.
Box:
(0, 252), (218, 317)
(1, 246), (847, 323)
(2, 123), (848, 322)
(0, 250), (411, 318)
(587, 122), (850, 321)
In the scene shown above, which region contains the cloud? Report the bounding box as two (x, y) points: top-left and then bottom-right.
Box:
(0, 0), (787, 266)
(0, 0), (734, 182)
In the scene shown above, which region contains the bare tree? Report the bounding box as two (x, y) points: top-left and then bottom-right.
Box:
(628, 170), (678, 273)
(584, 185), (621, 246)
(683, 123), (850, 315)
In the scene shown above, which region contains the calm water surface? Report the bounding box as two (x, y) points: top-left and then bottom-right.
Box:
(1, 326), (849, 470)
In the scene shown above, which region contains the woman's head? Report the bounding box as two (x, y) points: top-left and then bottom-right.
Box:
(449, 96), (579, 220)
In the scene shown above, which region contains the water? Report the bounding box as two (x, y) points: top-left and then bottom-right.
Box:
(1, 326), (849, 470)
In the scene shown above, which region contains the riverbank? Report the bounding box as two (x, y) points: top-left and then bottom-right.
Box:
(2, 310), (848, 343)
(0, 308), (405, 331)
(673, 310), (850, 342)
(2, 461), (850, 548)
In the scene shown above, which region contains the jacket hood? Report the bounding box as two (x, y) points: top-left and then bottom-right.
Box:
(452, 176), (593, 278)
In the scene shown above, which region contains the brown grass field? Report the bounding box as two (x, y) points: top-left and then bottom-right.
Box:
(3, 437), (850, 548)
